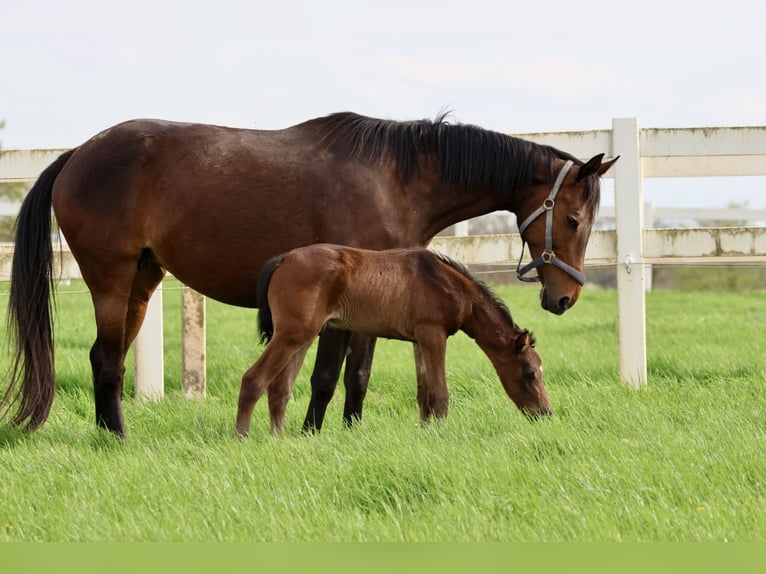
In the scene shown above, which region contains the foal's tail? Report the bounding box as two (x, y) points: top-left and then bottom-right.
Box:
(1, 149), (76, 431)
(256, 254), (285, 345)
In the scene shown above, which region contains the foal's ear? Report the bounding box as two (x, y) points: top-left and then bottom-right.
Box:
(514, 329), (532, 353)
(576, 154), (619, 182)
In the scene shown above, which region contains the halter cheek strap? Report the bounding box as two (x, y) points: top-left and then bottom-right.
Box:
(515, 160), (587, 286)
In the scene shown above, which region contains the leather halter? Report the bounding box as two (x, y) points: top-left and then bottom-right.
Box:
(515, 160), (587, 286)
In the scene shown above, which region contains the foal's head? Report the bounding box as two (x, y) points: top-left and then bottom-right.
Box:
(502, 329), (550, 418)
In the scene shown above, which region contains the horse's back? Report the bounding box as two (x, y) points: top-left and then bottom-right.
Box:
(48, 120), (343, 306)
(53, 118), (291, 195)
(52, 119), (286, 217)
(48, 117), (417, 307)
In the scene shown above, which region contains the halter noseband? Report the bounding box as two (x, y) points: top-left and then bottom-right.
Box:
(515, 160), (587, 286)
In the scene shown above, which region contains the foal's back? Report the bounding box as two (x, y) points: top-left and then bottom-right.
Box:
(267, 244), (471, 341)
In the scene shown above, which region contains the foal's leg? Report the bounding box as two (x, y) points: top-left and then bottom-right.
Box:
(237, 336), (312, 437)
(342, 334), (377, 427)
(412, 331), (449, 423)
(267, 345), (310, 434)
(302, 328), (352, 433)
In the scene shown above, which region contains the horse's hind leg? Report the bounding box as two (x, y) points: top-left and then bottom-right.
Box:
(342, 334), (377, 427)
(89, 292), (128, 435)
(88, 272), (135, 437)
(124, 256), (166, 353)
(302, 328), (353, 433)
(88, 257), (165, 437)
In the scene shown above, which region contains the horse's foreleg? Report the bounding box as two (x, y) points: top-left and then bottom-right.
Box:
(342, 334), (377, 427)
(302, 329), (352, 433)
(412, 331), (449, 423)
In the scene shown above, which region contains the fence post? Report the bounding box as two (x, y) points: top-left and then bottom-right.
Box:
(612, 118), (647, 387)
(182, 287), (207, 398)
(134, 286), (165, 399)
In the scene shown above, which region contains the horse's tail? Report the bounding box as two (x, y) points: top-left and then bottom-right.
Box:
(256, 254), (285, 345)
(1, 149), (76, 431)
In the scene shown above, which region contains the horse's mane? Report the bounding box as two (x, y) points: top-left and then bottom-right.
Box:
(426, 250), (533, 343)
(305, 111), (597, 208)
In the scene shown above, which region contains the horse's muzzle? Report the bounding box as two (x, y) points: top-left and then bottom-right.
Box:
(540, 289), (571, 315)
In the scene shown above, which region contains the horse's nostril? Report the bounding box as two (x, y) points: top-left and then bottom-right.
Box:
(558, 296), (571, 313)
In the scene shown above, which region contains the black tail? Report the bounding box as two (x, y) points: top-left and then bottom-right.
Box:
(1, 149), (75, 430)
(256, 254), (284, 345)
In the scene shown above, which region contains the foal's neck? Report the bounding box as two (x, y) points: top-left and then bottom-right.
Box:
(460, 286), (518, 353)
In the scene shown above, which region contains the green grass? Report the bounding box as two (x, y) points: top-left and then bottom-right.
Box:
(0, 279), (764, 541)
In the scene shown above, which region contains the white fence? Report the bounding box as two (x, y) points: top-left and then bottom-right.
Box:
(1, 118), (765, 395)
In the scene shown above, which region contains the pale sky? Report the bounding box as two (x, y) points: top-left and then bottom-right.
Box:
(1, 0), (764, 209)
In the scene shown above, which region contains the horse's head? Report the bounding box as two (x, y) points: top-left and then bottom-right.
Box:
(501, 329), (550, 418)
(516, 154), (618, 315)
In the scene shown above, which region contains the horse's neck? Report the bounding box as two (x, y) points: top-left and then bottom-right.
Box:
(407, 176), (519, 243)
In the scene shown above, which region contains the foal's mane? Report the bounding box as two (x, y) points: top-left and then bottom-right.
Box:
(426, 250), (532, 342)
(306, 111), (597, 207)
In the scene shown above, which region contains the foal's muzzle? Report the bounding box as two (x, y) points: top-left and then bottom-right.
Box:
(524, 406), (552, 420)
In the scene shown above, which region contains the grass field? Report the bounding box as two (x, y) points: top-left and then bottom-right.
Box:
(0, 278), (764, 541)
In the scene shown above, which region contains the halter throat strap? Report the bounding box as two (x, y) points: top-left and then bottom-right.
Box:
(515, 160), (586, 286)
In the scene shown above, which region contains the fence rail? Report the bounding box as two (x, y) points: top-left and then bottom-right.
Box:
(4, 226), (765, 282)
(2, 118), (765, 396)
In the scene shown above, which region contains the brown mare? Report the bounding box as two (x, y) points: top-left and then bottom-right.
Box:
(237, 244), (549, 436)
(2, 111), (617, 437)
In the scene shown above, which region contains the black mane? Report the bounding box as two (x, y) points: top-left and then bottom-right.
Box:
(306, 111), (590, 204)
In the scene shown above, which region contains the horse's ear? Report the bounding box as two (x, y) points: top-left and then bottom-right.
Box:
(597, 155), (620, 177)
(576, 154), (619, 181)
(575, 154), (603, 182)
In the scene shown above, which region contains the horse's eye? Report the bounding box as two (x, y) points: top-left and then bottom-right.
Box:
(566, 215), (580, 230)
